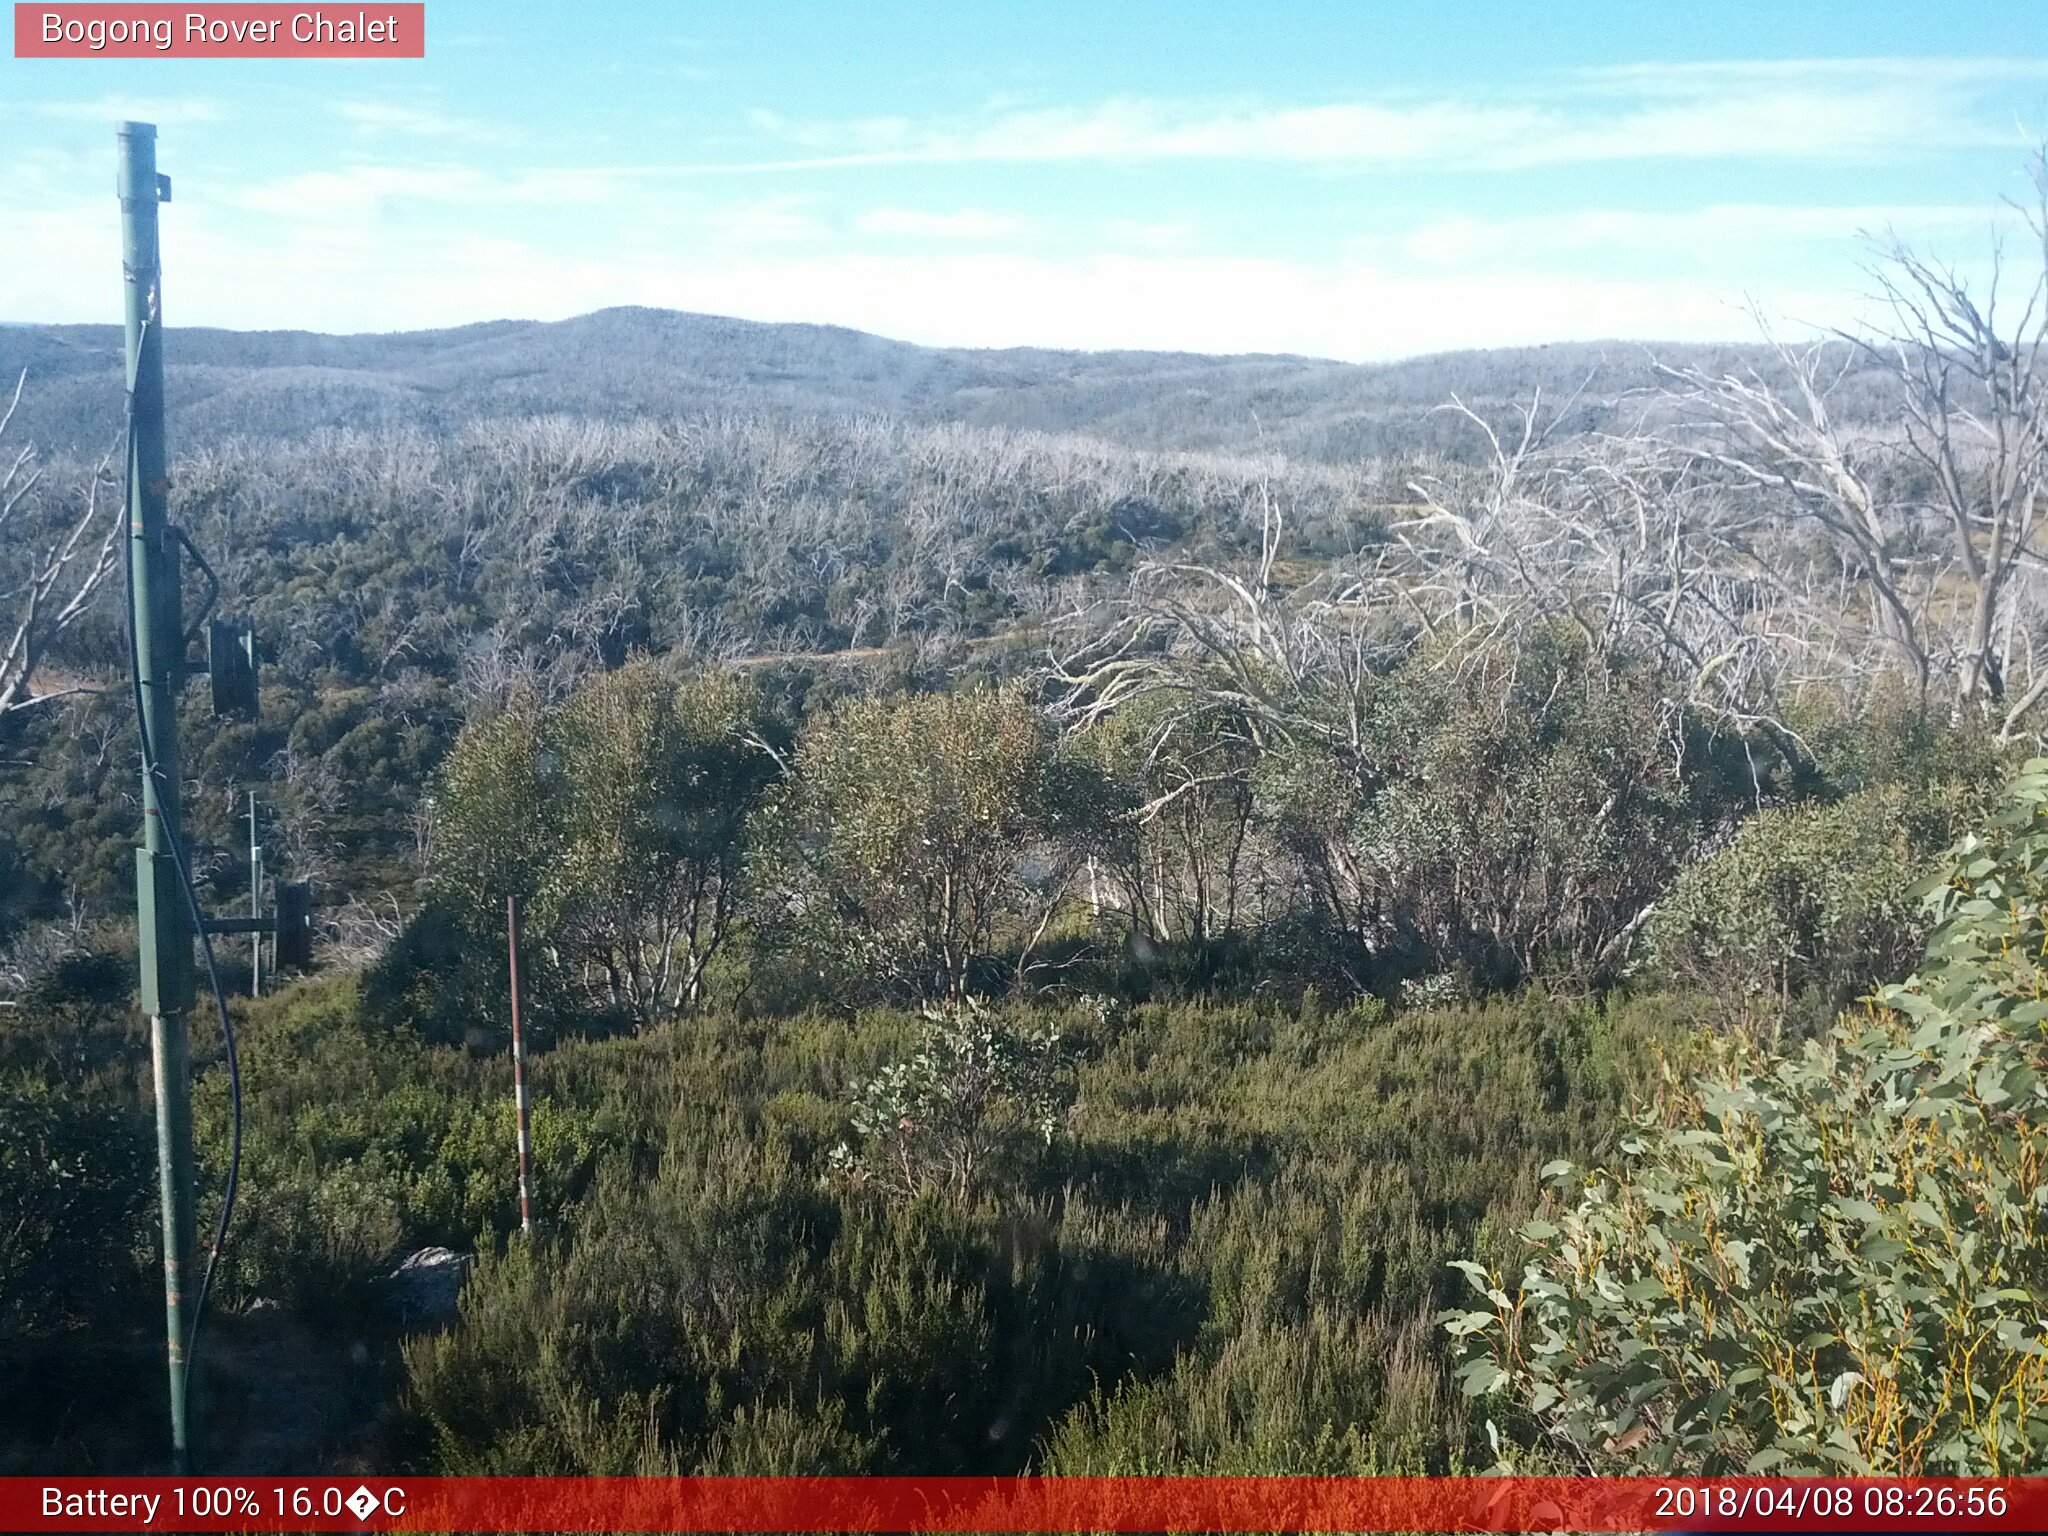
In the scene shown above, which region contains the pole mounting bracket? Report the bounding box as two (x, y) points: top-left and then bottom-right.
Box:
(200, 882), (313, 969)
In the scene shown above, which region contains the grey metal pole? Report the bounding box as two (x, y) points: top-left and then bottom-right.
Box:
(120, 119), (199, 1473)
(249, 792), (262, 997)
(507, 896), (534, 1234)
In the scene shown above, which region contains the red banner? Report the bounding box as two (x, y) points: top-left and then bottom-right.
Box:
(1, 1476), (2042, 1533)
(13, 4), (424, 57)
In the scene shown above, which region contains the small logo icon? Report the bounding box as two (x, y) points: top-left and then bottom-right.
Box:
(346, 1486), (380, 1521)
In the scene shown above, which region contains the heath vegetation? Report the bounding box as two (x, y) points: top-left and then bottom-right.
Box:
(7, 184), (2048, 1474)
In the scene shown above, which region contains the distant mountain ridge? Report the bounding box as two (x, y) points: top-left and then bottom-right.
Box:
(0, 306), (1792, 463)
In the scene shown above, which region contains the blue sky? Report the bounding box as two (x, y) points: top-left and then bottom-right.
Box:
(6, 2), (2048, 357)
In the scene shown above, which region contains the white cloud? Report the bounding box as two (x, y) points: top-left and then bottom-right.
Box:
(336, 101), (503, 144)
(1393, 202), (2004, 268)
(7, 55), (2035, 358)
(220, 163), (649, 221)
(735, 57), (2045, 173)
(706, 197), (825, 245)
(227, 165), (496, 220)
(0, 189), (1877, 359)
(27, 95), (226, 126)
(1575, 56), (2048, 95)
(1104, 218), (1198, 251)
(853, 206), (1023, 240)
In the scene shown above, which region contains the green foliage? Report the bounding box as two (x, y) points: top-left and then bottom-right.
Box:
(755, 686), (1101, 1002)
(1074, 695), (1263, 950)
(0, 1071), (152, 1339)
(427, 688), (552, 945)
(1263, 636), (1744, 990)
(0, 936), (153, 1344)
(402, 1161), (1011, 1474)
(0, 946), (158, 1468)
(12, 363), (2032, 1478)
(1647, 786), (1940, 1026)
(1041, 1309), (1441, 1475)
(546, 664), (778, 1021)
(0, 889), (1675, 1477)
(1448, 763), (2048, 1474)
(828, 999), (1075, 1203)
(408, 660), (777, 1034)
(1909, 758), (2048, 1013)
(192, 979), (617, 1326)
(1786, 690), (2012, 804)
(399, 985), (1670, 1474)
(1647, 702), (2009, 1027)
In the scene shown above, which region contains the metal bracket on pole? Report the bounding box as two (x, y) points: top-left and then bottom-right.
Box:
(136, 849), (197, 1017)
(204, 618), (258, 718)
(200, 882), (313, 971)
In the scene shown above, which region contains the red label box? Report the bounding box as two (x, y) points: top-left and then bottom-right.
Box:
(14, 3), (424, 57)
(0, 1476), (2044, 1534)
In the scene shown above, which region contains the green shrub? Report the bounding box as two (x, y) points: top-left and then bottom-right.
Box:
(1041, 1308), (1445, 1475)
(751, 685), (1105, 1003)
(192, 978), (614, 1325)
(828, 1000), (1074, 1204)
(1448, 762), (2048, 1474)
(1261, 635), (1749, 992)
(402, 1156), (1008, 1474)
(0, 1071), (152, 1339)
(410, 663), (776, 1036)
(695, 1399), (881, 1474)
(1647, 785), (1938, 1026)
(393, 988), (1669, 1474)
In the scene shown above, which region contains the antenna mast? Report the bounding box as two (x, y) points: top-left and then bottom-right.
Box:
(118, 117), (199, 1473)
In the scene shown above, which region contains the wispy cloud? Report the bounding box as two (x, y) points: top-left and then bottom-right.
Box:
(230, 165), (494, 220)
(707, 196), (825, 245)
(1391, 201), (2004, 267)
(336, 101), (503, 144)
(731, 57), (2046, 173)
(854, 206), (1023, 240)
(1573, 56), (2048, 95)
(27, 95), (226, 126)
(224, 163), (653, 220)
(0, 182), (1917, 356)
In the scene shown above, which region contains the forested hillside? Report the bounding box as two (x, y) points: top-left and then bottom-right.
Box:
(0, 308), (1892, 464)
(7, 217), (2048, 1478)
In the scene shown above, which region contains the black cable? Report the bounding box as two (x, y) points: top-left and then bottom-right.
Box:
(119, 320), (243, 1411)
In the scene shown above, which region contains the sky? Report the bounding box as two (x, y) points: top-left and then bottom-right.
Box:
(6, 1), (2048, 359)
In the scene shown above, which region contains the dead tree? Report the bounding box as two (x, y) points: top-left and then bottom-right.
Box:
(0, 373), (122, 721)
(1399, 392), (1870, 770)
(1051, 486), (1395, 764)
(1661, 160), (2048, 739)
